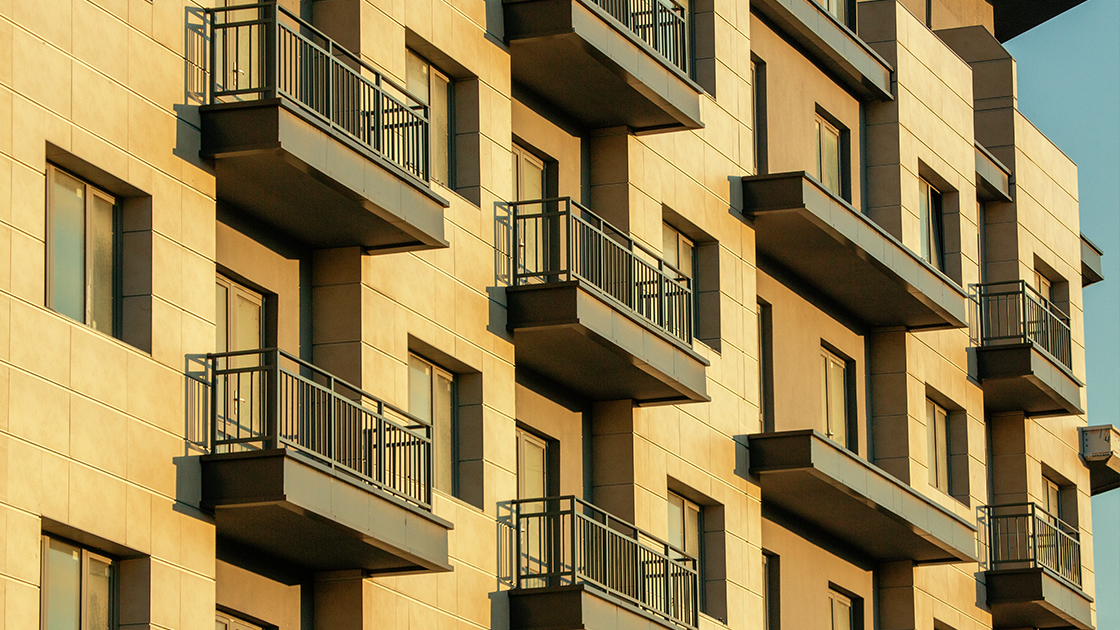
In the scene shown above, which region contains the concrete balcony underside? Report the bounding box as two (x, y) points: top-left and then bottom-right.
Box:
(200, 449), (453, 575)
(201, 99), (448, 252)
(743, 172), (969, 330)
(748, 430), (978, 564)
(506, 281), (709, 405)
(503, 0), (703, 133)
(1081, 425), (1120, 496)
(510, 584), (683, 630)
(987, 568), (1092, 630)
(750, 0), (893, 100)
(976, 344), (1083, 417)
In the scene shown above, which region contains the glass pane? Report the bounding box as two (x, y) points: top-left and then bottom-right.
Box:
(408, 356), (433, 424)
(828, 358), (846, 447)
(823, 125), (840, 194)
(684, 502), (700, 556)
(926, 399), (937, 486)
(45, 538), (81, 630)
(88, 193), (115, 334)
(679, 236), (694, 278)
(919, 180), (931, 262)
(216, 282), (229, 353)
(814, 120), (822, 183)
(663, 224), (679, 269)
(929, 189), (943, 269)
(935, 407), (949, 491)
(433, 370), (454, 493)
(217, 622), (229, 630)
(831, 597), (852, 630)
(85, 555), (113, 630)
(50, 170), (87, 323)
(430, 71), (451, 186)
(821, 354), (829, 435)
(519, 434), (546, 499)
(511, 148), (520, 201)
(522, 156), (544, 202)
(405, 51), (429, 105)
(233, 293), (261, 352)
(667, 493), (684, 550)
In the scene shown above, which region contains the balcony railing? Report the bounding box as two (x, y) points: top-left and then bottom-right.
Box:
(592, 0), (689, 72)
(970, 280), (1072, 370)
(208, 348), (432, 510)
(511, 198), (693, 345)
(984, 503), (1082, 589)
(205, 2), (430, 183)
(511, 496), (699, 629)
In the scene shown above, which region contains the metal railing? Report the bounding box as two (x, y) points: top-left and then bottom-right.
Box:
(511, 198), (693, 345)
(511, 496), (699, 629)
(205, 2), (430, 183)
(208, 348), (432, 510)
(984, 503), (1082, 588)
(592, 0), (689, 72)
(970, 281), (1072, 370)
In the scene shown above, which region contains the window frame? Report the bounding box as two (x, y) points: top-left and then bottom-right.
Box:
(828, 589), (855, 630)
(406, 49), (455, 188)
(668, 491), (704, 610)
(820, 347), (850, 449)
(408, 353), (458, 496)
(46, 164), (122, 337)
(516, 427), (550, 500)
(814, 115), (843, 197)
(215, 611), (265, 630)
(40, 535), (116, 630)
(919, 178), (945, 271)
(926, 398), (950, 494)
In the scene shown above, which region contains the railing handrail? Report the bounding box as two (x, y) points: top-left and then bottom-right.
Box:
(588, 0), (690, 72)
(983, 502), (1082, 588)
(509, 495), (695, 562)
(984, 502), (1079, 538)
(206, 3), (418, 105)
(510, 197), (690, 281)
(208, 347), (428, 429)
(973, 280), (1071, 322)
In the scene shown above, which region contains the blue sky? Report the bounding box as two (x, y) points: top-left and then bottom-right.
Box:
(1005, 0), (1120, 621)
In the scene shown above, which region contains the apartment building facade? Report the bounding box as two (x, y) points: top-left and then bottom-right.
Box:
(0, 0), (1114, 629)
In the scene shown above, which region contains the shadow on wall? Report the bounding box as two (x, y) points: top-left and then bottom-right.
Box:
(176, 7), (211, 170)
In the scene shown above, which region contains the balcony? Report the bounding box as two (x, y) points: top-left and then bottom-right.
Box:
(983, 503), (1091, 629)
(200, 3), (447, 252)
(506, 198), (708, 405)
(502, 0), (703, 133)
(508, 496), (698, 630)
(1081, 425), (1120, 496)
(751, 0), (892, 100)
(1081, 234), (1104, 287)
(742, 172), (969, 330)
(971, 281), (1083, 417)
(200, 349), (452, 575)
(748, 430), (977, 564)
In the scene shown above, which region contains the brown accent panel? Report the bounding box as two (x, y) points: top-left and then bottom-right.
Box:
(987, 568), (1093, 629)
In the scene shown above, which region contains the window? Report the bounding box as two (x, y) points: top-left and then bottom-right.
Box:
(668, 492), (703, 608)
(919, 178), (944, 271)
(762, 552), (780, 630)
(1034, 269), (1053, 303)
(517, 428), (549, 500)
(816, 0), (849, 25)
(214, 276), (266, 446)
(512, 143), (545, 203)
(407, 50), (453, 187)
(814, 116), (842, 196)
(751, 58), (767, 174)
(409, 354), (456, 494)
(662, 223), (695, 279)
(820, 347), (849, 448)
(758, 300), (774, 432)
(40, 536), (114, 630)
(1044, 475), (1062, 519)
(829, 589), (855, 630)
(926, 399), (949, 493)
(215, 612), (263, 630)
(47, 166), (120, 336)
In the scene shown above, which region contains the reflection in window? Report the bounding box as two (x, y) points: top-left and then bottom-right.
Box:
(41, 536), (114, 630)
